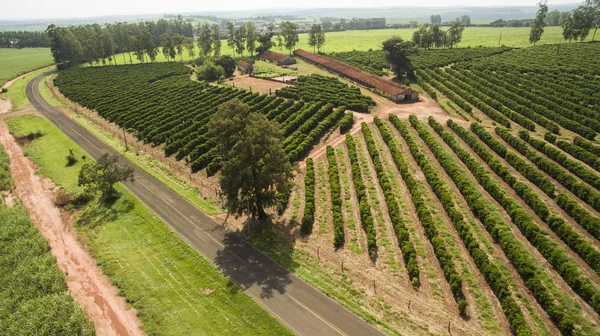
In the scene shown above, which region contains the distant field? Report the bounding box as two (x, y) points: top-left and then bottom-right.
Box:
(0, 48), (53, 87)
(108, 26), (566, 64)
(222, 26), (566, 55)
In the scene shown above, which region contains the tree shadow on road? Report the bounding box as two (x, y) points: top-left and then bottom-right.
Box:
(213, 217), (302, 300)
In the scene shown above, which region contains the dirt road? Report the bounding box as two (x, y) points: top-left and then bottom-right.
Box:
(27, 72), (385, 336)
(0, 121), (144, 336)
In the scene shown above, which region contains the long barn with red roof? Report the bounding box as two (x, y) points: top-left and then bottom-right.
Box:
(294, 49), (418, 103)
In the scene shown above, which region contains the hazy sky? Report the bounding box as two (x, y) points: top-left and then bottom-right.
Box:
(2, 0), (578, 21)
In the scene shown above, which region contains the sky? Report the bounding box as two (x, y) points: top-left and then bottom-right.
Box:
(1, 0), (579, 21)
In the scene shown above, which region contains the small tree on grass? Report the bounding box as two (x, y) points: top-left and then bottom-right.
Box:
(209, 99), (293, 220)
(78, 153), (134, 200)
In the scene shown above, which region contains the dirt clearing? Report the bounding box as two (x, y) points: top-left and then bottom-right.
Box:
(224, 74), (290, 94)
(0, 120), (144, 336)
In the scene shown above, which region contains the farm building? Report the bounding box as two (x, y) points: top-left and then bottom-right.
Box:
(237, 60), (253, 75)
(294, 49), (418, 102)
(259, 50), (296, 66)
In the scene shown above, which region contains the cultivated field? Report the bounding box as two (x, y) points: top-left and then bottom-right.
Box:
(0, 48), (53, 87)
(49, 40), (600, 335)
(0, 144), (95, 335)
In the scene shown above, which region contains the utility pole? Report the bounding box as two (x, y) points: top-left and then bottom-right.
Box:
(498, 33), (502, 45)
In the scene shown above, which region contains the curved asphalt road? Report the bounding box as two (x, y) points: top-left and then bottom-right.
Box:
(26, 74), (386, 336)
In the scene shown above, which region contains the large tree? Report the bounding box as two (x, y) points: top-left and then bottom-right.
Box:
(382, 36), (417, 78)
(245, 21), (258, 56)
(78, 153), (134, 199)
(208, 99), (293, 219)
(280, 21), (299, 55)
(530, 0), (549, 45)
(198, 23), (212, 55)
(234, 25), (247, 55)
(308, 24), (326, 53)
(226, 21), (236, 56)
(446, 21), (465, 48)
(211, 24), (221, 56)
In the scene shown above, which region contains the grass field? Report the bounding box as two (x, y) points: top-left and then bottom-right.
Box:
(0, 48), (53, 87)
(107, 26), (567, 65)
(0, 67), (52, 110)
(6, 115), (294, 336)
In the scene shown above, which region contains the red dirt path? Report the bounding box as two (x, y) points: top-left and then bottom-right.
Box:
(0, 120), (144, 336)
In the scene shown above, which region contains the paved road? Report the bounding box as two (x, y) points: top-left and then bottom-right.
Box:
(27, 74), (386, 336)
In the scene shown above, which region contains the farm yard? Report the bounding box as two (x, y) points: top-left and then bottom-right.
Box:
(37, 39), (600, 335)
(2, 5), (600, 335)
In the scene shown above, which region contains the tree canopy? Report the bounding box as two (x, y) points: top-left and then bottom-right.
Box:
(530, 0), (549, 45)
(382, 36), (417, 77)
(208, 99), (293, 219)
(78, 153), (134, 199)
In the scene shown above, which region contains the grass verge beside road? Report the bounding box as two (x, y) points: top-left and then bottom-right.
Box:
(7, 115), (293, 336)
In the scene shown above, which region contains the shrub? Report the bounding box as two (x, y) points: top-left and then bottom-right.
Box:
(300, 158), (315, 235)
(197, 61), (225, 81)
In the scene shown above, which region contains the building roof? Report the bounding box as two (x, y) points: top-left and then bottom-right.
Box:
(294, 49), (413, 96)
(237, 59), (250, 68)
(259, 50), (289, 63)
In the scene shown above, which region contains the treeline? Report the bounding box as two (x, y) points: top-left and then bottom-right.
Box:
(321, 18), (386, 32)
(46, 17), (195, 66)
(412, 22), (466, 49)
(389, 115), (528, 332)
(0, 31), (47, 48)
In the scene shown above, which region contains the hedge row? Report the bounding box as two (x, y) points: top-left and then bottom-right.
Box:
(300, 158), (315, 235)
(326, 146), (345, 247)
(276, 74), (375, 112)
(339, 112), (354, 134)
(469, 124), (556, 197)
(375, 117), (467, 310)
(362, 123), (420, 285)
(556, 140), (600, 173)
(573, 136), (600, 157)
(434, 68), (541, 132)
(286, 106), (346, 162)
(429, 117), (600, 324)
(411, 115), (574, 335)
(463, 69), (600, 136)
(417, 70), (473, 115)
(495, 128), (600, 241)
(420, 69), (512, 129)
(345, 134), (377, 259)
(450, 68), (596, 139)
(498, 128), (600, 210)
(519, 131), (600, 191)
(416, 80), (437, 101)
(450, 121), (600, 276)
(389, 114), (528, 333)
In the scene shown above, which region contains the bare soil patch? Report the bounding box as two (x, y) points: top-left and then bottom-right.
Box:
(224, 74), (290, 94)
(0, 121), (144, 336)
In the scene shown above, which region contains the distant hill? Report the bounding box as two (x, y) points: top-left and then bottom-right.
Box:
(0, 4), (580, 31)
